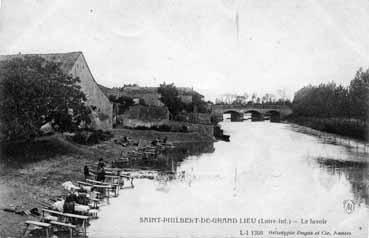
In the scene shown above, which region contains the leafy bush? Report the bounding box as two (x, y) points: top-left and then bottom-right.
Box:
(109, 95), (134, 114)
(158, 83), (184, 118)
(0, 56), (90, 141)
(124, 124), (188, 133)
(289, 117), (368, 141)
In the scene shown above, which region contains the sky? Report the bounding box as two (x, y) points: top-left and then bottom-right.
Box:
(1, 0), (369, 100)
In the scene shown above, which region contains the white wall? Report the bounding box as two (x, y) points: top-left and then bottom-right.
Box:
(69, 54), (113, 130)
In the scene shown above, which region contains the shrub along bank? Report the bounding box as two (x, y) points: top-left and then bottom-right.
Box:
(288, 117), (368, 141)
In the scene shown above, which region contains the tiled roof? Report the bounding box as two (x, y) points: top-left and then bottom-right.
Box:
(0, 52), (82, 74)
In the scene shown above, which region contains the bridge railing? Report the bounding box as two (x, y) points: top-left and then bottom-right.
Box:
(212, 104), (291, 110)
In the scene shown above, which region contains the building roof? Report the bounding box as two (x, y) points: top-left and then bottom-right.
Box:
(0, 52), (82, 74)
(0, 51), (112, 103)
(121, 86), (158, 94)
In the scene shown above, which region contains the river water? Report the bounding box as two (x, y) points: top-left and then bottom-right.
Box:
(89, 121), (369, 238)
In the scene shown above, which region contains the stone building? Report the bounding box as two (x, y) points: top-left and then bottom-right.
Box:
(99, 85), (164, 107)
(119, 86), (164, 107)
(177, 87), (204, 104)
(0, 52), (113, 130)
(117, 105), (169, 128)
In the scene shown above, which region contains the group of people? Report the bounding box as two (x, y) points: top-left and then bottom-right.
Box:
(62, 192), (89, 215)
(83, 158), (106, 182)
(96, 158), (106, 182)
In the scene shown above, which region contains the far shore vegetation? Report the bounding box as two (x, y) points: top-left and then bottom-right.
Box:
(290, 67), (369, 141)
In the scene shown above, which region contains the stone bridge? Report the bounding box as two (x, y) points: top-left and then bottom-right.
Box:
(211, 104), (293, 122)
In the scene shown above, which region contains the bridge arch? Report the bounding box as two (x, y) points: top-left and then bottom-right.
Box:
(223, 110), (244, 122)
(244, 110), (263, 121)
(264, 110), (281, 122)
(211, 104), (293, 123)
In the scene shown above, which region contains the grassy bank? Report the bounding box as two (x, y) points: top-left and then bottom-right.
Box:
(0, 129), (213, 237)
(111, 128), (214, 144)
(288, 117), (369, 141)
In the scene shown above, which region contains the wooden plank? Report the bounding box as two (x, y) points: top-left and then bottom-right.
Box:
(86, 179), (118, 195)
(93, 184), (111, 188)
(104, 175), (120, 178)
(90, 169), (116, 176)
(86, 179), (111, 186)
(119, 174), (133, 179)
(105, 167), (123, 172)
(42, 209), (88, 221)
(25, 220), (51, 227)
(77, 181), (94, 186)
(42, 209), (64, 216)
(50, 221), (76, 228)
(63, 213), (89, 220)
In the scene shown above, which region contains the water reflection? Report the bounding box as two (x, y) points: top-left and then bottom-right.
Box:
(315, 157), (369, 207)
(116, 142), (214, 177)
(290, 124), (369, 158)
(292, 123), (369, 207)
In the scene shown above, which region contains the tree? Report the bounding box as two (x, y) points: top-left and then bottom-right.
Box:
(251, 93), (257, 103)
(242, 93), (249, 102)
(349, 68), (369, 120)
(0, 56), (90, 141)
(233, 95), (247, 105)
(109, 95), (134, 114)
(292, 68), (369, 121)
(188, 93), (209, 113)
(157, 82), (184, 117)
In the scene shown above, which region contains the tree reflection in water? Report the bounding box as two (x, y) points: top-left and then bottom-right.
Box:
(315, 157), (369, 207)
(117, 141), (214, 179)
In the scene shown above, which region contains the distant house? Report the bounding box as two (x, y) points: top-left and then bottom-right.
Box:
(117, 105), (170, 128)
(101, 85), (164, 107)
(179, 95), (193, 104)
(0, 52), (113, 130)
(177, 87), (204, 104)
(120, 86), (164, 107)
(132, 98), (140, 105)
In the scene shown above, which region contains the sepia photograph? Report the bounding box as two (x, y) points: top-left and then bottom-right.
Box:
(0, 0), (368, 237)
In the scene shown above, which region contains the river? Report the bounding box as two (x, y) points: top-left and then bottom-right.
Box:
(89, 121), (369, 238)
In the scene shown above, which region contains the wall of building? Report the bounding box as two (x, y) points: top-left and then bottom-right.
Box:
(141, 93), (164, 106)
(117, 105), (169, 128)
(175, 113), (212, 124)
(115, 105), (214, 139)
(70, 55), (113, 130)
(120, 91), (163, 107)
(179, 95), (193, 104)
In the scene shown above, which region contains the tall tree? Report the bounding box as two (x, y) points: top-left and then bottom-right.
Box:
(157, 82), (184, 117)
(292, 68), (369, 121)
(349, 68), (369, 120)
(0, 56), (90, 141)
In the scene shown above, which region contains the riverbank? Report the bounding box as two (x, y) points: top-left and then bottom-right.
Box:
(0, 129), (214, 237)
(287, 117), (369, 141)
